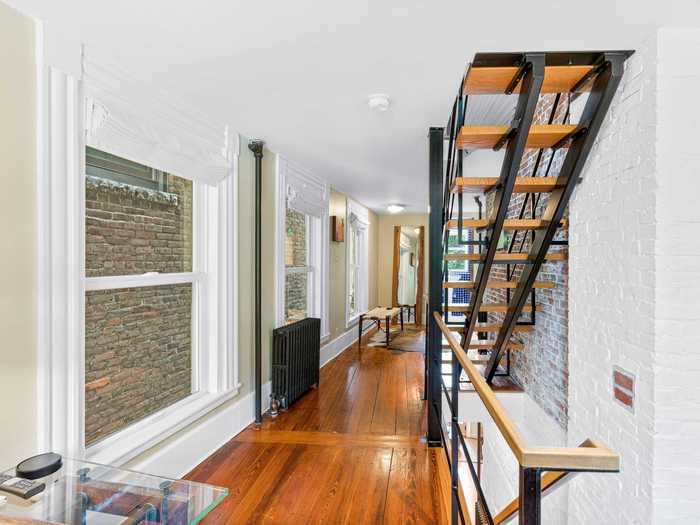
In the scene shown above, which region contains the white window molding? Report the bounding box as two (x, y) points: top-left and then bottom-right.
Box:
(345, 199), (370, 327)
(38, 55), (241, 466)
(275, 156), (330, 339)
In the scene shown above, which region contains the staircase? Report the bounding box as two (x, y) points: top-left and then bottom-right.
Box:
(427, 50), (633, 525)
(437, 51), (632, 385)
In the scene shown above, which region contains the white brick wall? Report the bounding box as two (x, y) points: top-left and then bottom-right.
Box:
(567, 34), (657, 525)
(653, 27), (700, 523)
(569, 28), (700, 524)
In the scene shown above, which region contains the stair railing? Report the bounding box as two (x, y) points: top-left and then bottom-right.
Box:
(435, 312), (619, 525)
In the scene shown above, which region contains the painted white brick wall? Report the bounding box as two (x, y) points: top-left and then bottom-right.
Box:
(653, 27), (700, 522)
(567, 34), (658, 525)
(569, 28), (700, 524)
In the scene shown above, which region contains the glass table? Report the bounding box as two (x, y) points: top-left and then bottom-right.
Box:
(0, 458), (227, 524)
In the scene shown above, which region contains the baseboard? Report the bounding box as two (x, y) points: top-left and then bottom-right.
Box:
(319, 324), (378, 368)
(128, 381), (271, 478)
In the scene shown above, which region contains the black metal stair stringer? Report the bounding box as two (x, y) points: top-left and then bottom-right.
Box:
(459, 53), (545, 351)
(484, 52), (629, 383)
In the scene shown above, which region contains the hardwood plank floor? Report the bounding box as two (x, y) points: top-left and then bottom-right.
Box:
(185, 325), (447, 524)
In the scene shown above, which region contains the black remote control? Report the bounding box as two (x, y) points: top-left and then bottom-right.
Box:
(0, 474), (45, 499)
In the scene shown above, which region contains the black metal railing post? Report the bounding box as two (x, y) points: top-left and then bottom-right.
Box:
(519, 467), (542, 525)
(450, 356), (461, 524)
(427, 127), (444, 446)
(249, 139), (265, 424)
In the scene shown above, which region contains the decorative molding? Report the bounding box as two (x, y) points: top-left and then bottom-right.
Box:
(275, 156), (330, 338)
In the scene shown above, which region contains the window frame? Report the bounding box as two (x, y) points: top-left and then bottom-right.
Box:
(275, 156), (329, 338)
(345, 199), (370, 327)
(39, 71), (240, 466)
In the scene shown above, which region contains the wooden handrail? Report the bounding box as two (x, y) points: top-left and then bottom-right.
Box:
(434, 312), (620, 472)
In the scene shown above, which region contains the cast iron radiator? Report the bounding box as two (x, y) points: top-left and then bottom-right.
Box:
(271, 317), (321, 409)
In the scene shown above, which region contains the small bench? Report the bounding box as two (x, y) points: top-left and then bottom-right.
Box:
(358, 306), (404, 352)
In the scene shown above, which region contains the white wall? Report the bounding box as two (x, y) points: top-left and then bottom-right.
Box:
(653, 27), (700, 521)
(0, 1), (38, 468)
(569, 28), (700, 524)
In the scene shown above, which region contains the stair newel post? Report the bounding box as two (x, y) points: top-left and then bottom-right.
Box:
(249, 139), (265, 424)
(450, 354), (461, 524)
(519, 467), (542, 525)
(427, 127), (445, 447)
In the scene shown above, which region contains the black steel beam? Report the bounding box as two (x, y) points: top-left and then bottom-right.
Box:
(485, 52), (628, 383)
(519, 467), (542, 525)
(427, 127), (444, 447)
(459, 53), (545, 351)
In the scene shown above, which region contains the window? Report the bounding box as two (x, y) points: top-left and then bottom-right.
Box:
(41, 62), (239, 465)
(346, 200), (369, 325)
(84, 154), (196, 446)
(276, 157), (329, 336)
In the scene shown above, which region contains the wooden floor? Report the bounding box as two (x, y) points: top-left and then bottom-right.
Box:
(186, 325), (449, 524)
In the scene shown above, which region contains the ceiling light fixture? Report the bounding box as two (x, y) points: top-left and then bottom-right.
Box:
(368, 93), (390, 112)
(387, 204), (405, 214)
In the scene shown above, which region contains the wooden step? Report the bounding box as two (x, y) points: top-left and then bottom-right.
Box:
(445, 218), (568, 231)
(442, 341), (524, 351)
(443, 280), (555, 289)
(444, 252), (567, 262)
(449, 324), (533, 333)
(456, 124), (576, 150)
(451, 176), (565, 194)
(464, 65), (595, 95)
(445, 303), (541, 313)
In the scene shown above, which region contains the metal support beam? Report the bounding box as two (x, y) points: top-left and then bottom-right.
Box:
(249, 139), (265, 424)
(519, 467), (542, 525)
(427, 127), (444, 447)
(485, 52), (628, 383)
(460, 53), (545, 352)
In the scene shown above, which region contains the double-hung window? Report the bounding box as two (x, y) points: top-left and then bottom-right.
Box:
(42, 58), (239, 466)
(276, 157), (329, 336)
(346, 200), (369, 325)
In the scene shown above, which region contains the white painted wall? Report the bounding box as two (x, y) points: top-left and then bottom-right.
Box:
(653, 27), (700, 522)
(0, 1), (38, 469)
(569, 28), (700, 524)
(459, 392), (568, 523)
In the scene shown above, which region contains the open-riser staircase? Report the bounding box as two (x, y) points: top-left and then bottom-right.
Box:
(427, 50), (633, 525)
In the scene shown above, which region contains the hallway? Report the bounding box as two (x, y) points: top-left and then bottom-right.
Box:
(185, 326), (448, 524)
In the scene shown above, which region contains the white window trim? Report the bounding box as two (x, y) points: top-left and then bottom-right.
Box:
(38, 66), (241, 466)
(345, 199), (370, 327)
(275, 156), (330, 339)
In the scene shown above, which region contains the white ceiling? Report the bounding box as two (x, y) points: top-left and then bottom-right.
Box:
(8, 0), (700, 213)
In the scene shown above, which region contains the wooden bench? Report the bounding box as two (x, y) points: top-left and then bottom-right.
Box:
(358, 307), (404, 351)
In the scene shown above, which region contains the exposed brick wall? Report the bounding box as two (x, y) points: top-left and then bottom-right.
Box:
(84, 175), (193, 446)
(284, 207), (308, 323)
(484, 93), (571, 429)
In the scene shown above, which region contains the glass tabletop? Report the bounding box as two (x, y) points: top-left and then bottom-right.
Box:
(0, 457), (227, 525)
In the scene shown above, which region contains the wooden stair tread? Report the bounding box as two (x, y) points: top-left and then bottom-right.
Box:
(445, 303), (541, 313)
(446, 218), (568, 231)
(444, 252), (567, 262)
(456, 124), (577, 150)
(443, 280), (554, 289)
(451, 176), (566, 194)
(464, 65), (595, 95)
(449, 324), (533, 333)
(442, 341), (524, 350)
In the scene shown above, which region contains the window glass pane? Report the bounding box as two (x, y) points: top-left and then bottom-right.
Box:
(285, 207), (307, 268)
(85, 283), (193, 446)
(348, 226), (356, 264)
(285, 272), (308, 324)
(85, 148), (192, 277)
(348, 267), (357, 315)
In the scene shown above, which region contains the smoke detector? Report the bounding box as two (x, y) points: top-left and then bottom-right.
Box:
(368, 93), (390, 112)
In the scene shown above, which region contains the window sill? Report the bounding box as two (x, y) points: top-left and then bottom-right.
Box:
(87, 385), (241, 467)
(346, 313), (361, 329)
